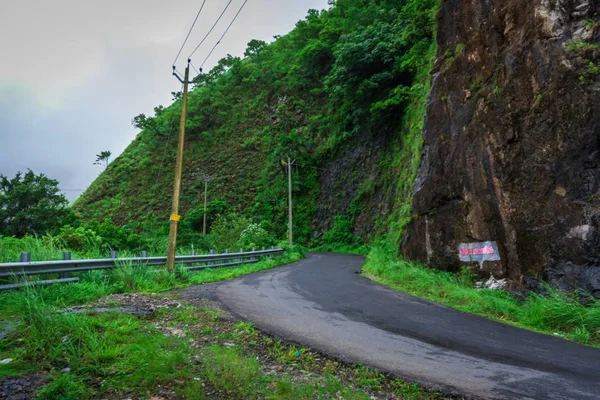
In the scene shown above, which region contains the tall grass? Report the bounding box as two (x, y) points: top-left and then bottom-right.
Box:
(0, 285), (191, 398)
(0, 236), (89, 263)
(363, 242), (600, 346)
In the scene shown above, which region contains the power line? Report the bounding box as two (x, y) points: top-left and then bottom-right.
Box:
(188, 0), (235, 59)
(173, 0), (209, 67)
(200, 0), (250, 69)
(190, 61), (200, 75)
(156, 84), (183, 184)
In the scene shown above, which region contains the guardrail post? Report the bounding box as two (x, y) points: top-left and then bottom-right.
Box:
(59, 252), (71, 279)
(20, 252), (31, 263)
(190, 249), (196, 268)
(252, 247), (256, 261)
(16, 252), (31, 281)
(209, 249), (214, 266)
(240, 248), (243, 263)
(270, 246), (275, 258)
(140, 251), (148, 267)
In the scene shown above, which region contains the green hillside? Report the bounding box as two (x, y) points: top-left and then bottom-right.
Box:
(74, 0), (439, 249)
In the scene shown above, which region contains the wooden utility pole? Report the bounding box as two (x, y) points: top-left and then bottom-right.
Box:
(166, 62), (193, 272)
(203, 176), (210, 235)
(203, 179), (208, 235)
(287, 156), (294, 247)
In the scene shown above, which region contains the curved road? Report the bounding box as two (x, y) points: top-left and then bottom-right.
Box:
(178, 253), (600, 399)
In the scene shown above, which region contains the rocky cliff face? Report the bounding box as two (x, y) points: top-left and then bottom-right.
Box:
(403, 0), (600, 295)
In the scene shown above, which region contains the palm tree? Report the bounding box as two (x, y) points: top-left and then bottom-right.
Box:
(94, 151), (112, 169)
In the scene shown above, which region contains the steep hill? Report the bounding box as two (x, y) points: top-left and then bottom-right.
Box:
(76, 0), (600, 293)
(75, 0), (439, 246)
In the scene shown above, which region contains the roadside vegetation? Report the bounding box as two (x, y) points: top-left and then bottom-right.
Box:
(362, 241), (600, 347)
(0, 281), (446, 399)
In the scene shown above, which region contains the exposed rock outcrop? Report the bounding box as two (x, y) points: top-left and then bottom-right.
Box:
(403, 0), (600, 294)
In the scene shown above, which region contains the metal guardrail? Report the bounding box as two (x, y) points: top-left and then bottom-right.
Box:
(0, 247), (285, 290)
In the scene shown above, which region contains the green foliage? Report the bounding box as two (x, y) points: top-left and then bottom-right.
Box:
(208, 213), (252, 252)
(182, 200), (231, 233)
(237, 223), (275, 249)
(0, 290), (190, 398)
(35, 373), (88, 400)
(323, 215), (361, 246)
(354, 365), (385, 391)
(93, 150), (112, 168)
(0, 170), (75, 238)
(83, 218), (142, 251)
(76, 0), (441, 251)
(202, 346), (262, 398)
(0, 235), (73, 263)
(55, 225), (103, 253)
(565, 40), (599, 52)
(244, 39), (268, 57)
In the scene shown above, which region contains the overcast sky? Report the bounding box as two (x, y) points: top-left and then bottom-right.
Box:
(0, 0), (329, 201)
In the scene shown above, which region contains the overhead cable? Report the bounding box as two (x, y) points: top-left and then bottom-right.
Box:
(188, 0), (235, 59)
(200, 0), (250, 69)
(173, 0), (209, 67)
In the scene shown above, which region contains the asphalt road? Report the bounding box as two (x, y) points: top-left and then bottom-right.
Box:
(178, 253), (600, 399)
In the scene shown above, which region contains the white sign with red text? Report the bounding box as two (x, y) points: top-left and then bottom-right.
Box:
(459, 241), (500, 262)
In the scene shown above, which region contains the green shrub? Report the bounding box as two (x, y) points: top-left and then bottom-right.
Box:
(55, 226), (103, 253)
(84, 218), (142, 251)
(209, 213), (251, 252)
(182, 200), (231, 233)
(236, 223), (275, 249)
(323, 216), (361, 246)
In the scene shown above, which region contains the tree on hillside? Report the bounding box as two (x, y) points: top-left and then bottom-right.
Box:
(94, 151), (112, 168)
(0, 170), (74, 237)
(132, 106), (171, 137)
(273, 129), (313, 166)
(244, 39), (267, 57)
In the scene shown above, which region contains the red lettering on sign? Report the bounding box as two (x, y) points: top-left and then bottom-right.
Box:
(459, 246), (495, 256)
